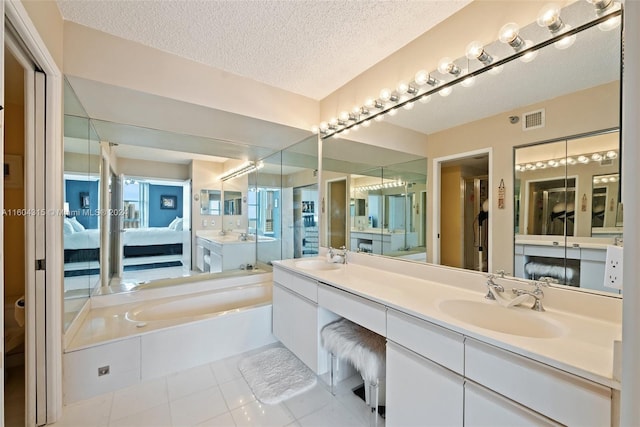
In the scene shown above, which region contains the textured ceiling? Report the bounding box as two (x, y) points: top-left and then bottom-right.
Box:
(56, 0), (471, 100)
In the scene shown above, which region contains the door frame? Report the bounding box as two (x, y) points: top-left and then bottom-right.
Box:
(432, 148), (493, 272)
(5, 1), (64, 423)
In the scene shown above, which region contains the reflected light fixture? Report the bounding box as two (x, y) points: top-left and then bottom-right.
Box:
(465, 41), (493, 66)
(537, 3), (576, 50)
(419, 94), (432, 104)
(218, 161), (264, 182)
(461, 74), (476, 88)
(439, 86), (453, 97)
(586, 0), (621, 31)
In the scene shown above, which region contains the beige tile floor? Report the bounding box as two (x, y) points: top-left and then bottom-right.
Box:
(52, 345), (384, 427)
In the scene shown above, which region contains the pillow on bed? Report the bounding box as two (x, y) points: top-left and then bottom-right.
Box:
(63, 218), (75, 235)
(68, 217), (85, 232)
(173, 218), (183, 231)
(168, 217), (181, 230)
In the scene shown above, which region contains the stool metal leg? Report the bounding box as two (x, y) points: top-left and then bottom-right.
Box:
(329, 352), (337, 395)
(369, 380), (379, 427)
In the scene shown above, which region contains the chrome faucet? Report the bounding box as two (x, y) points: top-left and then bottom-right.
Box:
(328, 246), (348, 264)
(512, 280), (550, 311)
(484, 274), (505, 300)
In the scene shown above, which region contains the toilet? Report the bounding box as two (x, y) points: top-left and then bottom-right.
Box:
(4, 296), (25, 354)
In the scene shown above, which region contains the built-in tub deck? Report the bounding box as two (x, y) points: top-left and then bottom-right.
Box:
(66, 282), (273, 351)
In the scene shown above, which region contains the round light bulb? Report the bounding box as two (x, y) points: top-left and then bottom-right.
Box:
(578, 155), (590, 163)
(419, 94), (432, 104)
(380, 88), (393, 102)
(339, 111), (349, 122)
(403, 101), (415, 111)
(537, 3), (562, 29)
(415, 70), (429, 86)
(548, 159), (559, 167)
(437, 57), (459, 75)
(319, 122), (328, 131)
(311, 125), (319, 134)
(601, 177), (609, 183)
(535, 161), (546, 169)
(489, 62), (504, 75)
(560, 158), (567, 165)
(465, 41), (484, 60)
(567, 157), (576, 165)
(609, 176), (617, 182)
(388, 108), (398, 116)
(397, 81), (409, 94)
(525, 163), (535, 170)
(520, 40), (539, 63)
(329, 117), (338, 126)
(554, 25), (577, 50)
(461, 75), (476, 88)
(599, 15), (621, 31)
(439, 86), (453, 97)
(498, 22), (520, 44)
(592, 153), (603, 161)
(606, 150), (618, 159)
(364, 98), (375, 109)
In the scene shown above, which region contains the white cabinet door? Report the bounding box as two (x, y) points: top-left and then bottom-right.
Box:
(272, 283), (319, 372)
(464, 381), (560, 426)
(386, 341), (463, 427)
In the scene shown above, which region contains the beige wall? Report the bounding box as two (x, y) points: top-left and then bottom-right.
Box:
(63, 152), (100, 175)
(116, 158), (189, 181)
(63, 22), (319, 131)
(427, 82), (620, 273)
(22, 0), (64, 70)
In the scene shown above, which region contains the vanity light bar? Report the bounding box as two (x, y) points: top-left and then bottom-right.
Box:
(354, 180), (405, 192)
(515, 150), (618, 172)
(312, 2), (622, 138)
(218, 161), (264, 182)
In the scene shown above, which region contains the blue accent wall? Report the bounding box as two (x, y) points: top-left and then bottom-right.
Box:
(149, 184), (183, 227)
(65, 179), (99, 229)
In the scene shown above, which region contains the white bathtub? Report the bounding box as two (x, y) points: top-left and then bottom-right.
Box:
(64, 281), (277, 403)
(125, 283), (272, 323)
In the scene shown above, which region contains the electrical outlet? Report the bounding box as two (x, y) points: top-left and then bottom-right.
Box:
(98, 365), (110, 376)
(202, 219), (207, 227)
(604, 245), (623, 290)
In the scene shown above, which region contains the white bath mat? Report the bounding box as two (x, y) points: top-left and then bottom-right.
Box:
(238, 347), (317, 405)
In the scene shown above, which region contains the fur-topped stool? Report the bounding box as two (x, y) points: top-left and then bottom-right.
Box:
(321, 318), (386, 424)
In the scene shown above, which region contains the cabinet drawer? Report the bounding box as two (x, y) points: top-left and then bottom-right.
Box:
(465, 380), (561, 426)
(273, 266), (317, 302)
(465, 339), (611, 426)
(317, 283), (386, 335)
(387, 309), (464, 375)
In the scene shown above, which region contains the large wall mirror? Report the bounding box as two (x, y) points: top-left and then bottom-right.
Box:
(319, 1), (622, 295)
(321, 138), (427, 260)
(62, 77), (314, 329)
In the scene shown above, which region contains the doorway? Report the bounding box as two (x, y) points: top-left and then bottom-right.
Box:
(3, 4), (65, 424)
(433, 149), (491, 272)
(327, 178), (347, 248)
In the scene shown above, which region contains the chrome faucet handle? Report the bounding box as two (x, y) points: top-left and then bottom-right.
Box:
(484, 275), (504, 300)
(512, 287), (545, 311)
(537, 277), (556, 286)
(494, 269), (511, 278)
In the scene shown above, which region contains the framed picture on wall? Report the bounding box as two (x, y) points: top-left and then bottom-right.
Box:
(161, 195), (177, 209)
(80, 192), (90, 208)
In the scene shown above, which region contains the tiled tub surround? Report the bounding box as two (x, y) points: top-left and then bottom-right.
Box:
(273, 251), (622, 426)
(63, 274), (276, 404)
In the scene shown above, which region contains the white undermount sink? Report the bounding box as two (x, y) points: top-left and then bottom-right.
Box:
(294, 259), (342, 271)
(438, 299), (565, 339)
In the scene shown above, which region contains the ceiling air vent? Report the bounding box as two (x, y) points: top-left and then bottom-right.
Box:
(522, 109), (545, 131)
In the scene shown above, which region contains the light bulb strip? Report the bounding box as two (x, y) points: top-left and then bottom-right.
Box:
(315, 6), (621, 139)
(515, 150), (618, 172)
(218, 161), (264, 181)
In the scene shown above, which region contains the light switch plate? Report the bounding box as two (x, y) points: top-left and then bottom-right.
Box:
(604, 245), (623, 290)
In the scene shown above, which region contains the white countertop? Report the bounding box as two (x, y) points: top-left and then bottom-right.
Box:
(515, 235), (616, 250)
(274, 258), (621, 389)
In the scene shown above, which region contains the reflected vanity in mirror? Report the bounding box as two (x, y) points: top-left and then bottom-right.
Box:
(223, 191), (242, 216)
(514, 130), (621, 293)
(321, 139), (427, 261)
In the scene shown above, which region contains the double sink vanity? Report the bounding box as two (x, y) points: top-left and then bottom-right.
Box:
(272, 252), (621, 426)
